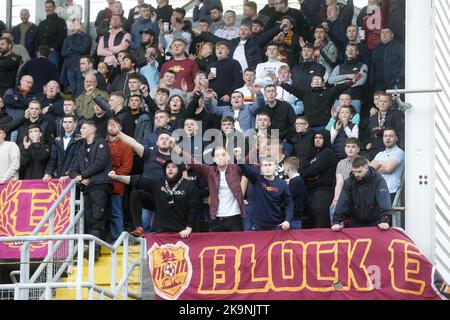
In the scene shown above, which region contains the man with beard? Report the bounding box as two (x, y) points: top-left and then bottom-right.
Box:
(112, 125), (175, 234)
(105, 118), (133, 242)
(133, 28), (156, 69)
(97, 15), (132, 69)
(0, 37), (21, 96)
(331, 156), (392, 231)
(109, 159), (200, 238)
(110, 54), (148, 96)
(130, 4), (159, 51)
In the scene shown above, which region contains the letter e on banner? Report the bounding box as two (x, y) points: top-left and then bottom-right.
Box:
(388, 240), (426, 296)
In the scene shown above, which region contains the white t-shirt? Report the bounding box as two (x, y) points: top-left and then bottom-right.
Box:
(216, 171), (241, 217)
(255, 60), (288, 87)
(233, 40), (248, 72)
(233, 109), (243, 133)
(236, 85), (254, 107)
(374, 145), (405, 193)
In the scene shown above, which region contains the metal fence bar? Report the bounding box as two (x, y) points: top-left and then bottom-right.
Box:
(1, 232), (146, 300)
(68, 184), (76, 268)
(29, 210), (84, 283)
(76, 239), (84, 300)
(28, 180), (77, 237)
(122, 236), (129, 300)
(88, 240), (95, 300)
(19, 242), (30, 300)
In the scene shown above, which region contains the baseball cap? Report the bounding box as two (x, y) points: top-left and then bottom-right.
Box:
(139, 28), (156, 37)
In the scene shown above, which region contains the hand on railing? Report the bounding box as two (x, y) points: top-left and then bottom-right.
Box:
(59, 176), (70, 184)
(179, 227), (192, 239)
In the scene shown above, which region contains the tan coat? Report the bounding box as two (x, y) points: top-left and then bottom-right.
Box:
(75, 89), (109, 120)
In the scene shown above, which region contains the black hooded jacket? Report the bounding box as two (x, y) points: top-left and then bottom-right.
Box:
(289, 128), (315, 174)
(129, 172), (201, 232)
(301, 131), (338, 192)
(333, 167), (392, 226)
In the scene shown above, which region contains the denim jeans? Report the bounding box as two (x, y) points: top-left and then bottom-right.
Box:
(243, 204), (255, 231)
(329, 205), (336, 225)
(110, 195), (124, 242)
(48, 51), (61, 74)
(290, 219), (302, 230)
(142, 209), (154, 232)
(66, 69), (80, 94)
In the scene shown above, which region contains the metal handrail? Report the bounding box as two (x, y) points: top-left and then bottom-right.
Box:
(1, 233), (146, 300)
(28, 179), (78, 237)
(1, 178), (147, 300)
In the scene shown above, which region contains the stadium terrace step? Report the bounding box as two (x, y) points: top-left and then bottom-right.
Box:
(53, 245), (142, 300)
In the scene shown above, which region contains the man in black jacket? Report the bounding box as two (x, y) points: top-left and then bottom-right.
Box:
(61, 120), (113, 259)
(109, 159), (200, 238)
(281, 74), (359, 130)
(331, 156), (392, 231)
(292, 43), (326, 89)
(207, 41), (244, 106)
(16, 100), (55, 145)
(43, 114), (80, 181)
(261, 84), (296, 142)
(301, 131), (337, 228)
(93, 92), (136, 138)
(289, 116), (315, 174)
(195, 20), (289, 71)
(36, 0), (68, 72)
(265, 0), (311, 41)
(0, 37), (22, 96)
(19, 124), (51, 179)
(370, 26), (405, 91)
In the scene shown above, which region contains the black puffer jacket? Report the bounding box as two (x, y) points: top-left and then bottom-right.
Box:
(19, 142), (51, 179)
(36, 13), (67, 52)
(69, 136), (113, 188)
(333, 167), (392, 226)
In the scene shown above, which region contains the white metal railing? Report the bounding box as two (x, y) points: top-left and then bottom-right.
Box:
(0, 233), (146, 300)
(0, 180), (147, 300)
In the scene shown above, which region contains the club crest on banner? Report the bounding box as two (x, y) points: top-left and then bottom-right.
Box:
(148, 241), (192, 300)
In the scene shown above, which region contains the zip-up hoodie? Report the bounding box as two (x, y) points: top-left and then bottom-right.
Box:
(333, 167), (392, 226)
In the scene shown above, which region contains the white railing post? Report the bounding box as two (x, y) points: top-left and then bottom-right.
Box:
(122, 235), (129, 300)
(68, 183), (76, 263)
(79, 193), (85, 234)
(139, 237), (147, 297)
(76, 238), (84, 300)
(46, 209), (55, 290)
(88, 240), (95, 300)
(19, 242), (30, 300)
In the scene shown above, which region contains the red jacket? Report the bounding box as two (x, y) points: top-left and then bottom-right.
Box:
(182, 151), (245, 219)
(106, 136), (133, 195)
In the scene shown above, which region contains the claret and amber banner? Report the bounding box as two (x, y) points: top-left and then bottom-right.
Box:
(0, 180), (71, 259)
(146, 229), (450, 300)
